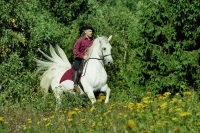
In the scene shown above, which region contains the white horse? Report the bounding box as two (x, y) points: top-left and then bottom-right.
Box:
(35, 35), (113, 109)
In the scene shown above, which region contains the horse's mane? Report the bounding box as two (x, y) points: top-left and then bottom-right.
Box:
(86, 36), (109, 57)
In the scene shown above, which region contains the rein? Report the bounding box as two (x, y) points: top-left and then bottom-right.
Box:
(88, 54), (111, 60)
(82, 52), (111, 76)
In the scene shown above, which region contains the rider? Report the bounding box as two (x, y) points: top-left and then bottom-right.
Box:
(72, 26), (94, 89)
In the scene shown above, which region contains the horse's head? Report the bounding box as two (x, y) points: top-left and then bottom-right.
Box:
(98, 35), (113, 66)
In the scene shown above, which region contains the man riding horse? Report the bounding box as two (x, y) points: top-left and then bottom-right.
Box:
(72, 26), (95, 89)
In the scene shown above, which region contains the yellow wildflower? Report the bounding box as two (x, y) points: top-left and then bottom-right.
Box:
(97, 95), (106, 103)
(46, 122), (51, 127)
(0, 117), (4, 121)
(175, 93), (179, 96)
(181, 85), (186, 89)
(150, 125), (154, 129)
(178, 100), (182, 104)
(59, 117), (64, 122)
(136, 103), (143, 112)
(23, 125), (27, 130)
(146, 92), (151, 96)
(97, 122), (102, 126)
(73, 108), (79, 111)
(142, 96), (151, 104)
(180, 112), (191, 117)
(67, 118), (73, 122)
(75, 87), (81, 92)
(110, 121), (113, 126)
(196, 113), (200, 116)
(156, 122), (164, 127)
(119, 112), (123, 116)
(156, 94), (162, 97)
(50, 115), (54, 119)
(168, 108), (173, 113)
(183, 91), (192, 96)
(163, 92), (171, 97)
(100, 117), (102, 120)
(92, 122), (96, 127)
(68, 111), (76, 116)
(170, 98), (178, 104)
(97, 99), (103, 103)
(27, 118), (32, 123)
(43, 118), (48, 121)
(90, 107), (96, 111)
(128, 102), (134, 109)
(175, 108), (182, 112)
(81, 118), (86, 124)
(156, 94), (167, 100)
(172, 117), (178, 121)
(160, 102), (167, 109)
(124, 120), (135, 130)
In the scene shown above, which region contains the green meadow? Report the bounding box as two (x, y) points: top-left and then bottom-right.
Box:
(1, 86), (200, 133)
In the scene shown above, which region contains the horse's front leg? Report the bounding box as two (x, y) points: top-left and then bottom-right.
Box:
(100, 84), (111, 104)
(81, 80), (96, 105)
(86, 89), (96, 104)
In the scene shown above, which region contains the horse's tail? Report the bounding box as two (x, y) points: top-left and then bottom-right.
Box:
(35, 45), (71, 93)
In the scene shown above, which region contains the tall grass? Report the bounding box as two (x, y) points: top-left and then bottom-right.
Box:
(0, 86), (200, 133)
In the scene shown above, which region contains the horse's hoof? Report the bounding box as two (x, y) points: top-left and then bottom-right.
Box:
(105, 100), (109, 104)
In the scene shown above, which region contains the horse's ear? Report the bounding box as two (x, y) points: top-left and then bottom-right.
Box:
(108, 35), (112, 42)
(97, 35), (100, 38)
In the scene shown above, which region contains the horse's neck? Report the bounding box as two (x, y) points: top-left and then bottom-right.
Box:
(87, 45), (104, 68)
(90, 43), (101, 59)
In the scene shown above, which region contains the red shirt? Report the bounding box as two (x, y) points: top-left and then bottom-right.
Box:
(73, 36), (94, 58)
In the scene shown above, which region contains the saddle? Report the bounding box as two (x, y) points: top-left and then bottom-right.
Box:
(59, 61), (85, 84)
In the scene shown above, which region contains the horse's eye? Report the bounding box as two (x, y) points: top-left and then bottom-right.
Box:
(103, 47), (106, 51)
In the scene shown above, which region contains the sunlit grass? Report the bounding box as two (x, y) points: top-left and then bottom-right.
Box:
(0, 86), (200, 132)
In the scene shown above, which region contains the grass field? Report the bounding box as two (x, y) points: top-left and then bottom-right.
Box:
(1, 86), (200, 133)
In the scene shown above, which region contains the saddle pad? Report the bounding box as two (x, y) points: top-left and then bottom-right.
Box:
(60, 68), (74, 83)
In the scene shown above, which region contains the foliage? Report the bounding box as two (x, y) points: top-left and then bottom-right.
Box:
(0, 0), (81, 104)
(0, 53), (39, 105)
(124, 0), (200, 94)
(40, 0), (89, 24)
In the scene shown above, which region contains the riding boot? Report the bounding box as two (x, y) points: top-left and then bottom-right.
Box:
(72, 70), (78, 91)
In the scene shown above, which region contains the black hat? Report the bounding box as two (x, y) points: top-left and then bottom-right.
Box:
(84, 26), (94, 32)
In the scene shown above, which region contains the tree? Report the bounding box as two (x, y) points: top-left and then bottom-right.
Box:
(125, 0), (200, 94)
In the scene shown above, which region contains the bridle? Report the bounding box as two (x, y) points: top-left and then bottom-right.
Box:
(82, 39), (112, 76)
(88, 39), (111, 61)
(88, 50), (111, 61)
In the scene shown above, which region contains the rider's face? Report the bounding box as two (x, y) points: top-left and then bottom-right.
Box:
(85, 29), (93, 38)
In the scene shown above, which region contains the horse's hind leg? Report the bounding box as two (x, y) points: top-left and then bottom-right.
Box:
(100, 84), (111, 104)
(52, 79), (63, 111)
(53, 85), (63, 110)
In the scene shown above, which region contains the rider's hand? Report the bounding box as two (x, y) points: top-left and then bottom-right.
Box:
(83, 55), (88, 60)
